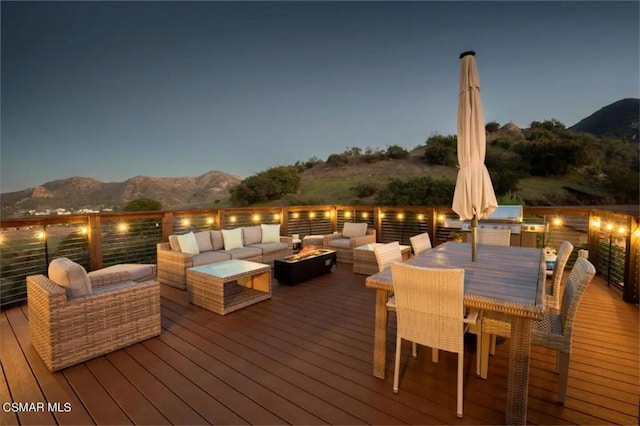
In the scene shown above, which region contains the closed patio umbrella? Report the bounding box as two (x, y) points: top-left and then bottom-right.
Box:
(452, 51), (498, 261)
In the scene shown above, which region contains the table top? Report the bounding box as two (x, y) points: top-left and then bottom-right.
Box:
(365, 241), (545, 319)
(355, 243), (411, 252)
(189, 259), (269, 280)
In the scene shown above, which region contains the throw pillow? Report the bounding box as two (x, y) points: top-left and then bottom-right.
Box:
(168, 235), (181, 251)
(243, 226), (262, 245)
(343, 222), (367, 238)
(210, 230), (224, 250)
(222, 228), (243, 250)
(194, 231), (213, 252)
(48, 257), (92, 298)
(261, 224), (281, 243)
(177, 232), (200, 255)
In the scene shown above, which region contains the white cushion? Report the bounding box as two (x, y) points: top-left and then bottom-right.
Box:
(222, 228), (244, 251)
(177, 232), (200, 255)
(194, 231), (213, 252)
(48, 257), (92, 298)
(261, 224), (280, 243)
(343, 222), (367, 238)
(243, 226), (262, 245)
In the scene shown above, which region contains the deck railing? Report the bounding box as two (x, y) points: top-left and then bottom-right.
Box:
(1, 205), (637, 307)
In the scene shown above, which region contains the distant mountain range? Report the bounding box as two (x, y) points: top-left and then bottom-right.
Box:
(1, 171), (241, 217)
(569, 98), (639, 141)
(1, 98), (637, 218)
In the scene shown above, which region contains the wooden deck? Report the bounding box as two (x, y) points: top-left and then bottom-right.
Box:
(1, 265), (638, 425)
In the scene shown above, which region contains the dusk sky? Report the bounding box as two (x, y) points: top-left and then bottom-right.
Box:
(1, 1), (638, 193)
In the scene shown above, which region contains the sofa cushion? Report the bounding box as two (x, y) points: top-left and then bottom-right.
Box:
(211, 230), (224, 251)
(343, 222), (367, 238)
(168, 235), (181, 251)
(177, 232), (200, 255)
(260, 224), (280, 243)
(222, 228), (243, 251)
(88, 263), (156, 282)
(48, 257), (92, 298)
(194, 231), (213, 252)
(223, 246), (262, 260)
(328, 238), (353, 249)
(249, 242), (288, 255)
(192, 251), (232, 266)
(243, 226), (262, 245)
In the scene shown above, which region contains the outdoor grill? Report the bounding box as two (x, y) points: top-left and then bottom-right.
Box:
(446, 205), (548, 247)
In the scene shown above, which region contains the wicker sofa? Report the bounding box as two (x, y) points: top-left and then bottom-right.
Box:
(157, 225), (292, 290)
(27, 258), (161, 372)
(323, 222), (376, 264)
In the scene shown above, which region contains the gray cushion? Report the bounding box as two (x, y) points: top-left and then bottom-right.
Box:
(249, 242), (288, 255)
(48, 257), (92, 298)
(194, 231), (213, 252)
(192, 251), (232, 266)
(243, 226), (262, 245)
(210, 230), (224, 251)
(343, 222), (367, 238)
(328, 238), (353, 249)
(88, 263), (155, 282)
(223, 247), (263, 260)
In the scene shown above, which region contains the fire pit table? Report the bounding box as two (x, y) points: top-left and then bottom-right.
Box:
(274, 248), (337, 286)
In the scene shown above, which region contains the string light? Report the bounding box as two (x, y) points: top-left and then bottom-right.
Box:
(344, 211), (352, 219)
(552, 217), (562, 227)
(397, 213), (405, 220)
(417, 213), (425, 221)
(437, 214), (446, 223)
(292, 212), (300, 219)
(362, 212), (369, 219)
(181, 218), (190, 227)
(309, 212), (316, 219)
(324, 211), (331, 218)
(252, 214), (261, 223)
(229, 216), (237, 223)
(206, 217), (215, 225)
(36, 231), (46, 240)
(273, 213), (280, 221)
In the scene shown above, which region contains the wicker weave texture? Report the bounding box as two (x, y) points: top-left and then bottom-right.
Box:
(373, 242), (403, 273)
(546, 241), (574, 312)
(27, 275), (161, 372)
(476, 228), (511, 246)
(409, 232), (432, 256)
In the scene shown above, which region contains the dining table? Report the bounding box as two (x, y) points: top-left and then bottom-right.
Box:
(365, 241), (545, 425)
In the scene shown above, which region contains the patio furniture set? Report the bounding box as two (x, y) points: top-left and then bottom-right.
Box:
(25, 220), (593, 425)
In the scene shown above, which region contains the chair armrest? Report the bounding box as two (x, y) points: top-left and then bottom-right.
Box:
(323, 233), (342, 246)
(157, 244), (193, 265)
(280, 236), (293, 248)
(349, 231), (376, 248)
(90, 271), (131, 289)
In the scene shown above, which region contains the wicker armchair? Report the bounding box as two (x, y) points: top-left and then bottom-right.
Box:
(323, 222), (376, 264)
(27, 261), (161, 372)
(389, 262), (478, 418)
(476, 228), (511, 246)
(479, 258), (596, 403)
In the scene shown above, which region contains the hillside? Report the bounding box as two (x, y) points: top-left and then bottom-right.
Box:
(569, 98), (639, 141)
(1, 171), (241, 217)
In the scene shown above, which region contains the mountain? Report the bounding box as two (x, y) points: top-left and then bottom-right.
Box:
(0, 171), (242, 217)
(569, 98), (639, 141)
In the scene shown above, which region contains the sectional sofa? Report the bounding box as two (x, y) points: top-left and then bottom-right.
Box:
(157, 224), (292, 289)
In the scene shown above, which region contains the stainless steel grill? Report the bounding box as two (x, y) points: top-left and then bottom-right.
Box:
(447, 205), (548, 247)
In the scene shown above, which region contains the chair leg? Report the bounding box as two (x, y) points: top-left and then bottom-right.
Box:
(432, 348), (439, 363)
(393, 337), (402, 394)
(480, 332), (491, 379)
(557, 351), (570, 403)
(457, 351), (464, 418)
(412, 342), (417, 358)
(475, 331), (482, 376)
(489, 334), (497, 355)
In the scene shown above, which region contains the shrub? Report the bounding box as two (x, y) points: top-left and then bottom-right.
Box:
(375, 176), (455, 206)
(122, 198), (162, 211)
(230, 166), (300, 206)
(422, 134), (457, 166)
(385, 144), (409, 159)
(326, 153), (348, 167)
(353, 183), (378, 198)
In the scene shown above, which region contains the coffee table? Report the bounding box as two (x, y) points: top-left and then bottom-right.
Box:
(274, 249), (337, 285)
(187, 259), (271, 315)
(353, 243), (411, 275)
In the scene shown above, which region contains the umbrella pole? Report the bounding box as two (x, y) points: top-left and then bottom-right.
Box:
(471, 214), (478, 262)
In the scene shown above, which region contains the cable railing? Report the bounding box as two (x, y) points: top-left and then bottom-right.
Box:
(1, 205), (637, 307)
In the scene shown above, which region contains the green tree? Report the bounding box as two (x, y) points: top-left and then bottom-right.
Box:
(230, 166), (300, 206)
(422, 134), (457, 166)
(385, 144), (409, 159)
(326, 153), (348, 167)
(375, 176), (455, 206)
(122, 198), (162, 211)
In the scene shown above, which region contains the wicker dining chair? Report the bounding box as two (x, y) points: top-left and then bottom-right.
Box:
(409, 232), (432, 256)
(389, 262), (478, 418)
(476, 228), (512, 246)
(374, 241), (403, 272)
(479, 258), (596, 403)
(546, 241), (574, 313)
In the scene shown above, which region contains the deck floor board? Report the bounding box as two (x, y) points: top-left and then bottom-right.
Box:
(1, 264), (638, 425)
